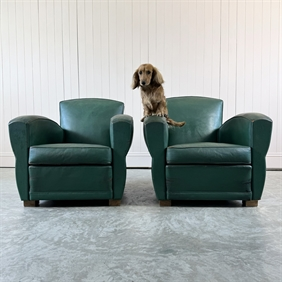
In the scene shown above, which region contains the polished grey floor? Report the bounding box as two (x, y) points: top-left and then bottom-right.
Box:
(0, 168), (281, 282)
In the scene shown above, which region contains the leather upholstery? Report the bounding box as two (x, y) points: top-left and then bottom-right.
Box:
(29, 143), (111, 165)
(9, 98), (133, 203)
(8, 116), (64, 200)
(166, 165), (252, 199)
(60, 98), (124, 146)
(167, 143), (251, 165)
(218, 113), (272, 200)
(143, 96), (272, 203)
(29, 166), (112, 200)
(167, 96), (223, 145)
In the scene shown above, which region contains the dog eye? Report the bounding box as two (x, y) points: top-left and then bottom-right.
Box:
(146, 71), (151, 75)
(139, 71), (142, 75)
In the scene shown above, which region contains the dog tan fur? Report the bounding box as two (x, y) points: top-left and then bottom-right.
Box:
(131, 63), (185, 127)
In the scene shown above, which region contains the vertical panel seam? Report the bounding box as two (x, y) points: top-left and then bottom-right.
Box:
(0, 0), (5, 154)
(108, 0), (110, 99)
(76, 0), (80, 98)
(37, 0), (42, 112)
(30, 0), (35, 113)
(278, 0), (281, 152)
(235, 0), (238, 114)
(61, 0), (65, 101)
(268, 0), (272, 116)
(23, 1), (28, 114)
(219, 0), (222, 100)
(14, 1), (20, 115)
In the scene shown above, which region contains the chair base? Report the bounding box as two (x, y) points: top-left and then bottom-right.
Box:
(160, 200), (172, 207)
(24, 200), (39, 207)
(109, 199), (121, 206)
(24, 200), (121, 207)
(243, 200), (258, 207)
(159, 200), (259, 207)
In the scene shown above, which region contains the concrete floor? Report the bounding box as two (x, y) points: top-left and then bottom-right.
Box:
(0, 168), (281, 282)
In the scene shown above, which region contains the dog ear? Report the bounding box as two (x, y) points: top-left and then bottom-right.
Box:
(152, 67), (164, 85)
(131, 69), (140, 89)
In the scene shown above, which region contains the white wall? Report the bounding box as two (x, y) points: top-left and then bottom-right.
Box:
(0, 0), (281, 168)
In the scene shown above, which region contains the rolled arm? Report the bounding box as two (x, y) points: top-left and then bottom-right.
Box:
(143, 116), (168, 200)
(8, 115), (64, 200)
(218, 113), (272, 153)
(110, 114), (133, 157)
(110, 114), (133, 199)
(9, 115), (64, 152)
(218, 113), (273, 199)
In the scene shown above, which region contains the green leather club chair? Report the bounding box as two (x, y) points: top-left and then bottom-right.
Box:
(9, 98), (133, 207)
(143, 96), (272, 207)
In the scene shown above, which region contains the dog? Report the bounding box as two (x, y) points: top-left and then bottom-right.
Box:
(131, 63), (185, 127)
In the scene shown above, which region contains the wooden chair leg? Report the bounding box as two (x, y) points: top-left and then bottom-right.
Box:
(160, 200), (171, 207)
(243, 200), (258, 207)
(24, 200), (39, 207)
(109, 199), (121, 206)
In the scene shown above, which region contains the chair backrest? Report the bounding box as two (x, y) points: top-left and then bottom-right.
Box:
(60, 98), (124, 146)
(167, 96), (223, 146)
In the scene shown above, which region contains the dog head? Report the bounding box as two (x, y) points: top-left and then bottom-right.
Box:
(131, 64), (164, 89)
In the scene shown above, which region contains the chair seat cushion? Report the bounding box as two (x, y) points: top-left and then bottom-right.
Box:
(29, 143), (111, 165)
(166, 142), (251, 165)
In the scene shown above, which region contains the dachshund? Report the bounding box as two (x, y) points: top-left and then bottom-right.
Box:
(131, 63), (185, 127)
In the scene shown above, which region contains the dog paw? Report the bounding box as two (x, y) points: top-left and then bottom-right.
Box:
(156, 113), (167, 117)
(141, 115), (149, 122)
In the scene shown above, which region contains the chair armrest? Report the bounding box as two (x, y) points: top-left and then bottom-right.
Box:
(8, 115), (64, 200)
(218, 113), (273, 200)
(110, 114), (133, 156)
(143, 116), (169, 157)
(143, 116), (169, 200)
(110, 114), (133, 199)
(218, 113), (272, 154)
(9, 115), (64, 151)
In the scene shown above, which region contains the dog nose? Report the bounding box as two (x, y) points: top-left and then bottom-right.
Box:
(141, 81), (146, 85)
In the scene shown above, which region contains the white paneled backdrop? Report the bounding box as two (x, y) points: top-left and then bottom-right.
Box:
(0, 0), (281, 168)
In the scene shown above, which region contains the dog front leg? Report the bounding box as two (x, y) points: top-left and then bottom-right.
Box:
(142, 96), (153, 111)
(155, 101), (168, 117)
(141, 106), (152, 122)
